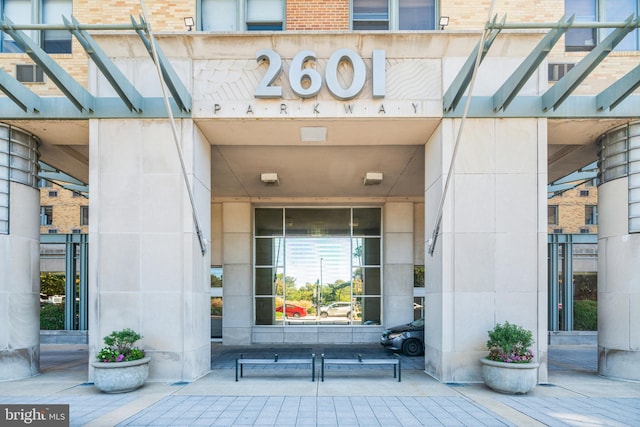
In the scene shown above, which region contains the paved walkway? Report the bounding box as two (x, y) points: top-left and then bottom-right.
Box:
(1, 344), (640, 426)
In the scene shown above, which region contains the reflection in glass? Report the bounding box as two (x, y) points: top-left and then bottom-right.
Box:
(254, 207), (381, 326)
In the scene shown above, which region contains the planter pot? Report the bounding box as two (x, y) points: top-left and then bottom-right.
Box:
(91, 357), (150, 393)
(480, 358), (539, 394)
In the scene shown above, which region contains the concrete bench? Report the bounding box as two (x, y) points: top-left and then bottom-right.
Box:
(320, 353), (402, 382)
(235, 353), (316, 381)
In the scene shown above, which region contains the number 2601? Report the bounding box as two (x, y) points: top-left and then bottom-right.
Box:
(255, 48), (386, 101)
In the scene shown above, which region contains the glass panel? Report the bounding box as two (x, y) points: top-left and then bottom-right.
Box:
(256, 237), (283, 266)
(358, 296), (381, 324)
(247, 0), (283, 22)
(211, 297), (222, 338)
(201, 0), (237, 31)
(353, 0), (389, 30)
(285, 208), (350, 236)
(363, 267), (381, 295)
(352, 208), (381, 236)
(565, 0), (596, 51)
(39, 271), (66, 329)
(210, 267), (223, 288)
(255, 267), (277, 295)
(414, 266), (424, 287)
(1, 0), (31, 53)
(42, 0), (72, 53)
(413, 296), (424, 320)
(399, 0), (435, 30)
(603, 0), (638, 51)
(572, 244), (597, 330)
(548, 205), (558, 225)
(255, 208), (283, 236)
(363, 237), (381, 265)
(255, 297), (276, 325)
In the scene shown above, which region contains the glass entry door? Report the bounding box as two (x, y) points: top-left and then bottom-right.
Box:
(254, 207), (381, 326)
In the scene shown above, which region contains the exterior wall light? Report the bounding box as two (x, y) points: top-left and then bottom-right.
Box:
(364, 172), (383, 185)
(184, 17), (194, 31)
(261, 173), (279, 185)
(439, 16), (450, 30)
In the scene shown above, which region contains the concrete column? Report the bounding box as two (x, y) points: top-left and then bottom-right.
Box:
(598, 177), (640, 380)
(424, 118), (548, 383)
(88, 119), (211, 382)
(221, 201), (253, 344)
(383, 202), (414, 328)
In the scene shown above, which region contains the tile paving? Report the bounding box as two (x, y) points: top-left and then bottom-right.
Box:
(1, 344), (640, 426)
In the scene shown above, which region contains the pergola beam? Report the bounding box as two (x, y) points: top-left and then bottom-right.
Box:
(133, 16), (192, 113)
(0, 68), (41, 112)
(2, 17), (95, 112)
(443, 15), (504, 113)
(64, 15), (143, 113)
(541, 14), (638, 112)
(597, 64), (640, 111)
(493, 15), (574, 112)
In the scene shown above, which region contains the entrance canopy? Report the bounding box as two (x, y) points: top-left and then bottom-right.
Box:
(2, 16), (640, 193)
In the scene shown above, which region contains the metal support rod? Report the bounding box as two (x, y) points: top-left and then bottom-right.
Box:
(138, 0), (207, 256)
(486, 19), (640, 30)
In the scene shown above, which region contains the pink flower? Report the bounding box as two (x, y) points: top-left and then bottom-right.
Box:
(116, 354), (124, 362)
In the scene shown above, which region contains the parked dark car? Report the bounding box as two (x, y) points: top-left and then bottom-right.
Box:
(380, 318), (424, 356)
(275, 303), (307, 318)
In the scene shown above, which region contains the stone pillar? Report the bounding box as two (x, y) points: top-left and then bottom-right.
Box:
(221, 201), (253, 344)
(88, 119), (211, 382)
(0, 124), (41, 381)
(598, 179), (640, 380)
(424, 118), (548, 383)
(383, 201), (414, 328)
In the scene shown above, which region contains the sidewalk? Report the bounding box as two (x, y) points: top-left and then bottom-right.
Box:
(1, 344), (639, 426)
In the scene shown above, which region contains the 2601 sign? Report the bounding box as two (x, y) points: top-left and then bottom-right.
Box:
(255, 48), (386, 101)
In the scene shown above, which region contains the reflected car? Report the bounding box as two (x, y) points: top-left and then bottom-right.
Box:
(319, 302), (356, 318)
(275, 303), (307, 318)
(380, 318), (424, 357)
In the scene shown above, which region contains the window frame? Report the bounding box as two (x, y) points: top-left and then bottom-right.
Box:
(198, 0), (285, 32)
(565, 0), (639, 52)
(548, 205), (559, 225)
(80, 205), (88, 226)
(351, 0), (438, 31)
(585, 205), (598, 225)
(0, 0), (72, 54)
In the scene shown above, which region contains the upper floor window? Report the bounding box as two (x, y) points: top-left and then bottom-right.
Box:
(200, 0), (284, 31)
(548, 205), (559, 225)
(585, 205), (598, 225)
(565, 0), (638, 51)
(352, 0), (436, 30)
(0, 0), (72, 53)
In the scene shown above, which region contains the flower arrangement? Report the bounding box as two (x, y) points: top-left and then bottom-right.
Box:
(486, 321), (534, 364)
(96, 328), (145, 363)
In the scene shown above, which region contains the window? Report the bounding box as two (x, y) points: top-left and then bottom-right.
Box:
(210, 267), (223, 339)
(548, 205), (559, 225)
(71, 228), (82, 234)
(16, 64), (44, 83)
(200, 0), (284, 31)
(548, 63), (575, 81)
(352, 0), (436, 30)
(580, 189), (590, 197)
(80, 206), (88, 226)
(38, 179), (52, 188)
(48, 190), (58, 197)
(585, 205), (598, 225)
(0, 0), (72, 53)
(565, 0), (638, 51)
(40, 205), (52, 225)
(254, 207), (382, 326)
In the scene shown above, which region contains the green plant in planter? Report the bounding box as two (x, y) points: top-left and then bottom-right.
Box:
(96, 328), (145, 363)
(486, 321), (534, 364)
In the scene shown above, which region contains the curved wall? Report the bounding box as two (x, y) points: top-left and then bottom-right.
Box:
(0, 124), (41, 381)
(597, 122), (640, 381)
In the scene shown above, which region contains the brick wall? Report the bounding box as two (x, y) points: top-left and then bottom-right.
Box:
(287, 0), (350, 30)
(40, 183), (89, 234)
(548, 183), (599, 234)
